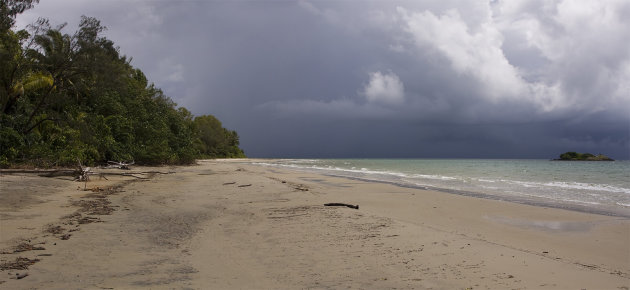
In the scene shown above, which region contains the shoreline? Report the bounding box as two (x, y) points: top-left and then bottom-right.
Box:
(244, 158), (630, 219)
(1, 159), (629, 288)
(327, 174), (630, 219)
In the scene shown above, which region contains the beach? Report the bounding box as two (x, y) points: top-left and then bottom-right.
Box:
(1, 159), (628, 289)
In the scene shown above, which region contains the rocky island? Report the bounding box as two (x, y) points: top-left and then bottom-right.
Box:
(554, 152), (614, 161)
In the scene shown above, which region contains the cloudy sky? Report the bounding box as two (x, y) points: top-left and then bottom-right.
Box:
(16, 0), (630, 159)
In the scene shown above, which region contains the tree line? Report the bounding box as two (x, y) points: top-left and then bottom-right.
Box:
(1, 1), (244, 167)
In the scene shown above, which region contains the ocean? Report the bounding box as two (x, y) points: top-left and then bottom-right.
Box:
(249, 159), (630, 218)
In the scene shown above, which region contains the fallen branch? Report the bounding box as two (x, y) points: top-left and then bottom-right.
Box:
(0, 169), (171, 178)
(136, 171), (173, 174)
(0, 169), (75, 175)
(105, 160), (134, 170)
(324, 203), (359, 210)
(87, 171), (169, 178)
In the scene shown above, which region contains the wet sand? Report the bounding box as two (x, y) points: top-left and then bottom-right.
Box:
(1, 159), (628, 289)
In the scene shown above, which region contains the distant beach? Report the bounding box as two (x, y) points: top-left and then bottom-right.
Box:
(1, 159), (628, 289)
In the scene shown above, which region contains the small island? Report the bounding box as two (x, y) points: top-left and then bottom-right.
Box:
(554, 152), (614, 161)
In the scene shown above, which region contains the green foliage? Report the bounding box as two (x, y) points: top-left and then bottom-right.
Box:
(194, 115), (245, 158)
(559, 151), (579, 160)
(1, 0), (39, 32)
(557, 152), (613, 161)
(1, 11), (244, 167)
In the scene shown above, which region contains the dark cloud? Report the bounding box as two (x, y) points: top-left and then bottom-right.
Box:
(16, 0), (630, 159)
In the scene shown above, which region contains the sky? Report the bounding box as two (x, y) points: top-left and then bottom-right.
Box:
(15, 0), (630, 159)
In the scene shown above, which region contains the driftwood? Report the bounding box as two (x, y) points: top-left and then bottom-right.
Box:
(104, 160), (134, 170)
(76, 159), (90, 190)
(0, 167), (170, 181)
(0, 169), (76, 176)
(77, 166), (90, 182)
(324, 203), (359, 210)
(1, 156), (171, 188)
(238, 184), (252, 187)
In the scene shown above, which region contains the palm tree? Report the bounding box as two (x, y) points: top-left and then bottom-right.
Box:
(2, 71), (53, 114)
(22, 28), (75, 133)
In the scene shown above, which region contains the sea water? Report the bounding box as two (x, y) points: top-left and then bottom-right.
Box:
(249, 159), (630, 217)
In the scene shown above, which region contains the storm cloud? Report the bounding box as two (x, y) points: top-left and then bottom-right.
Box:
(16, 0), (630, 158)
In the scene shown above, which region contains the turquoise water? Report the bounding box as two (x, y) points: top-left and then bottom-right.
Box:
(250, 159), (630, 217)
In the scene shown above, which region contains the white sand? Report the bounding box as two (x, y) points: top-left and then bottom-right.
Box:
(1, 159), (628, 289)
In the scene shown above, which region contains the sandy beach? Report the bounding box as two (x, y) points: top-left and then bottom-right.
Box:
(1, 159), (628, 289)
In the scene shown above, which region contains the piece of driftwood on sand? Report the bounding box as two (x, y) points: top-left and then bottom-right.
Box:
(324, 203), (359, 210)
(0, 158), (171, 183)
(103, 160), (134, 170)
(0, 169), (168, 178)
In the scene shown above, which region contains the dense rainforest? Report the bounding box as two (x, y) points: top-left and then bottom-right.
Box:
(0, 1), (244, 168)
